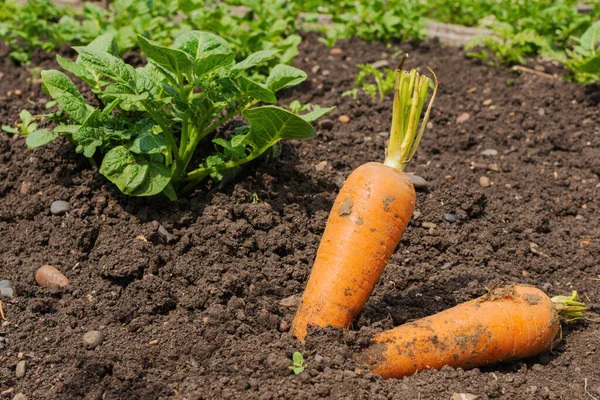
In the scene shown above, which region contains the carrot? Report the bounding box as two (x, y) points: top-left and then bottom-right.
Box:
(358, 285), (590, 379)
(290, 57), (438, 340)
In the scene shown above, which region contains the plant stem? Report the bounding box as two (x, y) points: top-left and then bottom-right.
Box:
(551, 291), (591, 323)
(383, 57), (438, 172)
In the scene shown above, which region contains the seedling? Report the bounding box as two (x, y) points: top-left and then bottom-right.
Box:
(289, 352), (306, 374)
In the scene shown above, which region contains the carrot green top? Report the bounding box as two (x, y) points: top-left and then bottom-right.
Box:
(383, 56), (438, 172)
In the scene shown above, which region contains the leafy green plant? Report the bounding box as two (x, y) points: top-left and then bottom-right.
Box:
(1, 109), (55, 149)
(343, 63), (397, 102)
(30, 32), (331, 199)
(289, 352), (306, 374)
(566, 21), (600, 82)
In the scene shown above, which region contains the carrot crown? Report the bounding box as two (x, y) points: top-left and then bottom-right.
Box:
(384, 56), (438, 172)
(551, 291), (590, 324)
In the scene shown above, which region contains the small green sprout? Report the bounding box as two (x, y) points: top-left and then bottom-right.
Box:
(289, 351), (306, 374)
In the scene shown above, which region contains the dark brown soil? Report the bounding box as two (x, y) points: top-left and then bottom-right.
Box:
(1, 33), (600, 400)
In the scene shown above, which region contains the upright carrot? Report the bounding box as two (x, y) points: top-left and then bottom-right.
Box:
(358, 285), (590, 379)
(290, 57), (438, 340)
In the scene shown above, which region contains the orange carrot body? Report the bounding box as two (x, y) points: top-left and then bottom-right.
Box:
(359, 285), (560, 379)
(290, 162), (415, 340)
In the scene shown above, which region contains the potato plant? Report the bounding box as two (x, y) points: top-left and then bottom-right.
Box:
(29, 32), (332, 199)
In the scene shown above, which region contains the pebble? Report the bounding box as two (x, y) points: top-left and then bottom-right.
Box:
(0, 280), (13, 300)
(441, 262), (453, 270)
(15, 360), (26, 378)
(480, 149), (498, 156)
(421, 222), (437, 229)
(444, 175), (454, 181)
(278, 320), (290, 332)
(542, 282), (552, 292)
(13, 394), (27, 400)
(482, 99), (492, 106)
(50, 200), (71, 216)
(370, 59), (390, 69)
(279, 295), (301, 308)
(444, 213), (457, 223)
(157, 224), (177, 244)
(479, 176), (491, 188)
(455, 112), (470, 124)
(451, 394), (478, 400)
(537, 107), (545, 116)
(35, 265), (69, 288)
(406, 174), (428, 191)
(319, 119), (334, 130)
(83, 331), (105, 349)
(314, 161), (328, 172)
(19, 181), (31, 195)
(338, 115), (350, 124)
(329, 48), (343, 56)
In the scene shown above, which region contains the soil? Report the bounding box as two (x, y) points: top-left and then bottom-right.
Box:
(1, 32), (600, 400)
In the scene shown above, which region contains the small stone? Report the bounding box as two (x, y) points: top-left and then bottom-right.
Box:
(444, 213), (457, 223)
(406, 174), (428, 191)
(456, 112), (470, 124)
(83, 331), (104, 349)
(279, 295), (301, 308)
(441, 262), (453, 270)
(537, 107), (545, 116)
(319, 119), (334, 130)
(314, 161), (328, 172)
(149, 339), (159, 345)
(412, 211), (421, 219)
(377, 131), (389, 137)
(480, 149), (498, 156)
(14, 90), (22, 96)
(0, 280), (11, 288)
(19, 181), (31, 195)
(444, 175), (454, 181)
(0, 281), (13, 299)
(542, 282), (552, 292)
(35, 265), (69, 288)
(13, 394), (27, 400)
(15, 360), (26, 378)
(338, 115), (350, 124)
(370, 60), (390, 69)
(50, 200), (71, 216)
(451, 394), (478, 400)
(482, 99), (492, 106)
(330, 48), (343, 56)
(157, 224), (177, 244)
(422, 222), (437, 229)
(278, 320), (290, 332)
(311, 65), (320, 74)
(479, 176), (491, 188)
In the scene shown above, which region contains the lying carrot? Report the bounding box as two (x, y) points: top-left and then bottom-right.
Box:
(358, 285), (590, 379)
(290, 57), (438, 340)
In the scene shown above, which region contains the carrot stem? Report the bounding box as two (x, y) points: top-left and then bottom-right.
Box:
(384, 59), (438, 172)
(551, 291), (590, 323)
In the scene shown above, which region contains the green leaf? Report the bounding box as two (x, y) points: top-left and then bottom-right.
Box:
(19, 109), (32, 127)
(299, 106), (336, 123)
(266, 64), (307, 92)
(194, 52), (235, 77)
(577, 21), (600, 55)
(85, 33), (119, 56)
(243, 106), (316, 152)
(231, 50), (280, 74)
(238, 76), (277, 103)
(103, 83), (150, 109)
(292, 352), (303, 365)
(41, 70), (94, 124)
(26, 129), (57, 148)
(2, 125), (18, 134)
(75, 47), (138, 89)
(130, 132), (168, 154)
(577, 55), (600, 74)
(73, 127), (104, 157)
(57, 55), (96, 86)
(172, 31), (231, 59)
(138, 35), (193, 78)
(100, 146), (171, 196)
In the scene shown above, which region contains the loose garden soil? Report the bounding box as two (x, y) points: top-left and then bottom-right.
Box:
(1, 32), (599, 400)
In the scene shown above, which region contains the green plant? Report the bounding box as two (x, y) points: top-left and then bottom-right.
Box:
(343, 63), (397, 102)
(566, 21), (600, 82)
(2, 109), (55, 148)
(30, 32), (331, 199)
(289, 352), (306, 374)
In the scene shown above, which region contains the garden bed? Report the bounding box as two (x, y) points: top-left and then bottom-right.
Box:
(1, 33), (599, 399)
